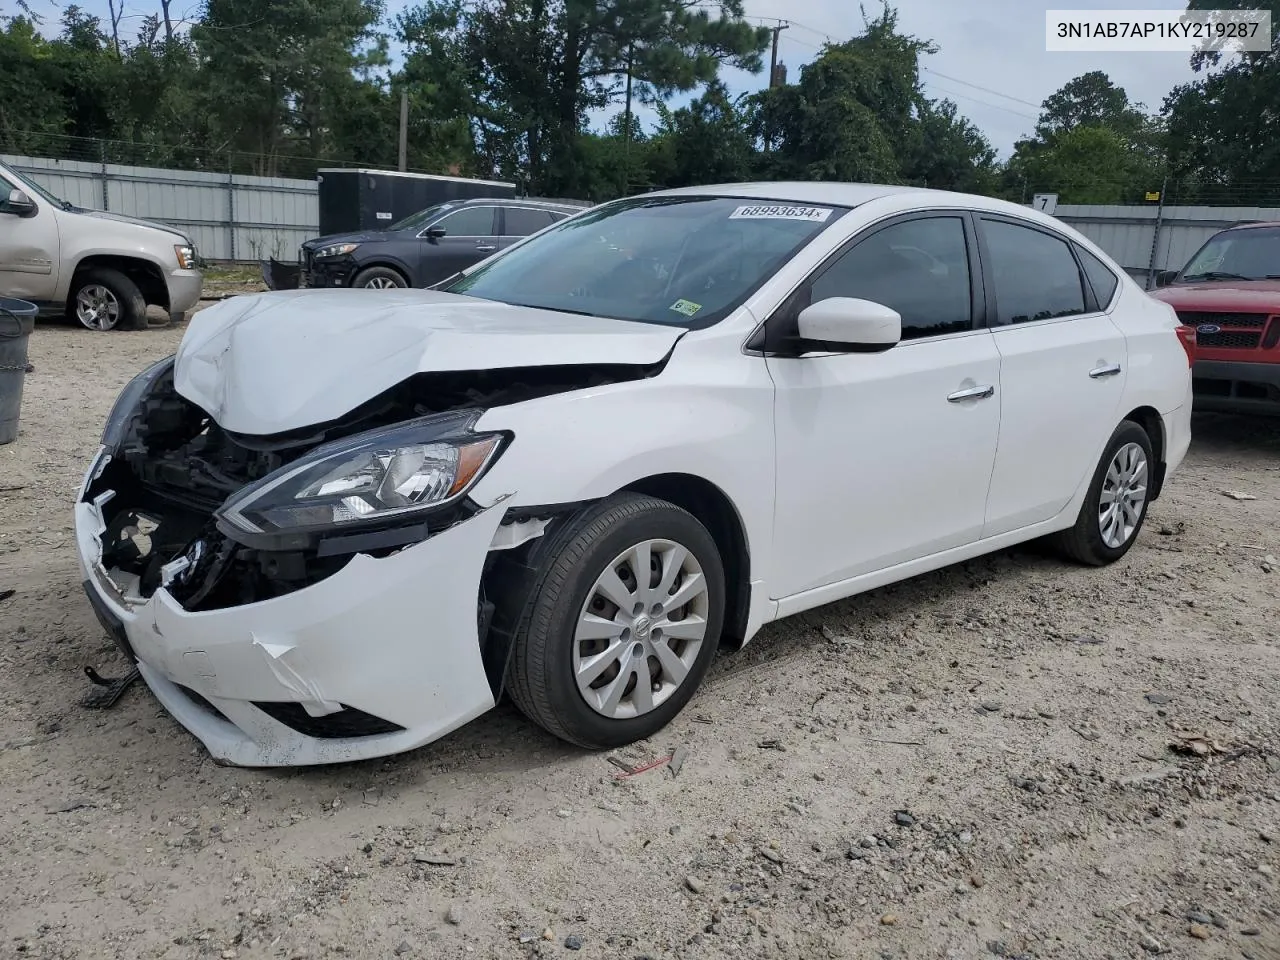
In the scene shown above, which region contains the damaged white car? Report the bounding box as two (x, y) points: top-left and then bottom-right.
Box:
(74, 183), (1193, 766)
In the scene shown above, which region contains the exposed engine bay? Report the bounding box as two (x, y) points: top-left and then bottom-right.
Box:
(84, 360), (656, 612)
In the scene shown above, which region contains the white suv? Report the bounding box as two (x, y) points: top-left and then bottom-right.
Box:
(74, 182), (1193, 766)
(0, 158), (202, 330)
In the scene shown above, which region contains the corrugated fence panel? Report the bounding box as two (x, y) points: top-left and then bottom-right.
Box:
(2, 153), (318, 262)
(5, 155), (1280, 276)
(1056, 203), (1280, 279)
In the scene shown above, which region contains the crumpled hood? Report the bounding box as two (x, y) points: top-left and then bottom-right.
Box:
(74, 208), (191, 244)
(174, 288), (684, 435)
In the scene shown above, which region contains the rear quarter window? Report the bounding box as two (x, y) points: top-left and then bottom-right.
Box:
(1075, 245), (1120, 308)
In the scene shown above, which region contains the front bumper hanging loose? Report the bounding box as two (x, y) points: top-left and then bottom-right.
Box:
(74, 492), (507, 767)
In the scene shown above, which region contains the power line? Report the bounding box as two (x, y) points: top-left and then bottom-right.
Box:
(921, 67), (1044, 111)
(926, 82), (1040, 122)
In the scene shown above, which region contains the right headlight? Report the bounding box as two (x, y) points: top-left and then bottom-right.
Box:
(216, 410), (505, 541)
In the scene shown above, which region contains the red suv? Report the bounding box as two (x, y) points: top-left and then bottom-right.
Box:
(1150, 221), (1280, 415)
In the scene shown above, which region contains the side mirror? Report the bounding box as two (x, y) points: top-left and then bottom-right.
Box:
(2, 189), (36, 217)
(796, 297), (902, 352)
(1153, 269), (1178, 288)
(424, 225), (447, 240)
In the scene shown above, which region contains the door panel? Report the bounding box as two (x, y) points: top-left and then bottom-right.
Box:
(768, 334), (1002, 597)
(978, 217), (1129, 537)
(0, 180), (60, 302)
(766, 213), (1002, 600)
(419, 205), (499, 284)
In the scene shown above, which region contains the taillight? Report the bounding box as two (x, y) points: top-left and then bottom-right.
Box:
(1175, 324), (1196, 366)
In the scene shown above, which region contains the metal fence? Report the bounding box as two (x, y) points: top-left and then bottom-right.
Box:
(1055, 202), (1280, 288)
(5, 149), (1278, 275)
(2, 154), (317, 262)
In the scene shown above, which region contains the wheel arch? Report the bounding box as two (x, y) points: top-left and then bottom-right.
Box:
(70, 254), (169, 309)
(617, 473), (752, 650)
(1122, 405), (1166, 499)
(351, 261), (412, 287)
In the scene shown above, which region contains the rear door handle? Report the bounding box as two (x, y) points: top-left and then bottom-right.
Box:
(1089, 363), (1122, 379)
(475, 244), (497, 253)
(947, 384), (995, 403)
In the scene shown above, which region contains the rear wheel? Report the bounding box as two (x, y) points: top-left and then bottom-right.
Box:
(68, 268), (147, 331)
(352, 266), (408, 289)
(1051, 420), (1154, 566)
(507, 494), (725, 749)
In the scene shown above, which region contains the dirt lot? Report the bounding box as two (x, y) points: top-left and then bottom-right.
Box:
(2, 317), (1279, 960)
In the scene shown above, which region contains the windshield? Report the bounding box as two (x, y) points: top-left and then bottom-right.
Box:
(1, 163), (70, 209)
(390, 202), (454, 232)
(441, 195), (847, 327)
(1180, 227), (1280, 281)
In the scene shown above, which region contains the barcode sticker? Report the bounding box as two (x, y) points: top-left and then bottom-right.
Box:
(728, 204), (832, 222)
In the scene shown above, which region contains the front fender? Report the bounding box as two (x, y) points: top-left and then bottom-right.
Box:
(468, 334), (775, 563)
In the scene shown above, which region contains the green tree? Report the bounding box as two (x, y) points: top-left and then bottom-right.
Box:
(1034, 69), (1149, 142)
(904, 99), (998, 193)
(192, 0), (387, 175)
(399, 0), (769, 196)
(1005, 71), (1162, 203)
(1162, 0), (1280, 202)
(646, 81), (756, 190)
(0, 16), (67, 151)
(749, 7), (933, 184)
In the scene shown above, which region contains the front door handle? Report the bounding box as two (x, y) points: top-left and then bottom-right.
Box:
(475, 244), (497, 253)
(947, 384), (995, 403)
(1089, 363), (1122, 379)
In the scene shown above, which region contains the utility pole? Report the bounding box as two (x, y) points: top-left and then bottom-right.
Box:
(398, 91), (409, 172)
(769, 22), (789, 88)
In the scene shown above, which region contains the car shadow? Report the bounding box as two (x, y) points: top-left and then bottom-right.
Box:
(1189, 411), (1280, 454)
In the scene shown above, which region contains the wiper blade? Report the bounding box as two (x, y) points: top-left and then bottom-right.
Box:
(1181, 271), (1251, 281)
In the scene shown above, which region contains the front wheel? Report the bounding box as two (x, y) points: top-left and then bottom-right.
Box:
(1051, 420), (1154, 566)
(68, 268), (147, 331)
(352, 266), (408, 289)
(507, 494), (725, 749)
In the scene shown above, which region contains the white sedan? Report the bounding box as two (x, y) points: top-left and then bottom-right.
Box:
(74, 183), (1193, 766)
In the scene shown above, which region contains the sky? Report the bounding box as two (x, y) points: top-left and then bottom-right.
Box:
(30, 0), (1204, 158)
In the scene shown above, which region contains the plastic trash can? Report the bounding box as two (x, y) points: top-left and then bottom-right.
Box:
(0, 297), (37, 445)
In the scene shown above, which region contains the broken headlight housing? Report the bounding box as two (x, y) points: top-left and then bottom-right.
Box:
(216, 410), (505, 544)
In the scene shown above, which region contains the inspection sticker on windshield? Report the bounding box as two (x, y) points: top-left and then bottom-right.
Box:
(669, 299), (703, 318)
(729, 204), (832, 222)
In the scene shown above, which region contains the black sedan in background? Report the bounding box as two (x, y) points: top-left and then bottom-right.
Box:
(265, 197), (590, 291)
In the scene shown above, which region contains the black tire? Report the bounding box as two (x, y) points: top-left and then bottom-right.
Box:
(352, 265), (408, 289)
(67, 267), (147, 331)
(1051, 420), (1155, 566)
(507, 493), (726, 750)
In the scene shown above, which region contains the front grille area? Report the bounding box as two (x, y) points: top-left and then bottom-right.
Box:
(176, 684), (229, 722)
(1177, 310), (1272, 328)
(252, 701), (405, 739)
(1196, 330), (1262, 349)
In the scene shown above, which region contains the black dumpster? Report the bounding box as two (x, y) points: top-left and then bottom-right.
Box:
(0, 297), (37, 445)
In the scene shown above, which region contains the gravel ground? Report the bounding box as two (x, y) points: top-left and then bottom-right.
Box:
(2, 317), (1279, 960)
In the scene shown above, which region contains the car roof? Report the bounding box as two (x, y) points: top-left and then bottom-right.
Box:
(643, 181), (1042, 216)
(450, 196), (587, 213)
(1224, 220), (1280, 231)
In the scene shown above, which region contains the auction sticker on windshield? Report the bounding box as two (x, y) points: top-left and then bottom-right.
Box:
(729, 205), (833, 222)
